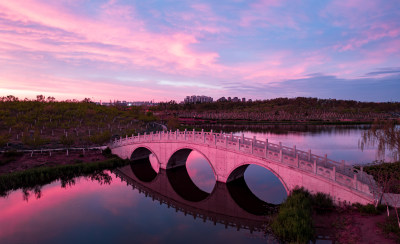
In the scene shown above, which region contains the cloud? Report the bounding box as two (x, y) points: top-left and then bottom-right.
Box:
(365, 67), (400, 76)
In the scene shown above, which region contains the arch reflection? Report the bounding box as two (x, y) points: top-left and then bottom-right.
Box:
(114, 165), (277, 233)
(130, 147), (159, 182)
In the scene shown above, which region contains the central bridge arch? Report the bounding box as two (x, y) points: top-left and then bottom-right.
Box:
(111, 130), (376, 205)
(166, 147), (217, 202)
(227, 162), (290, 194)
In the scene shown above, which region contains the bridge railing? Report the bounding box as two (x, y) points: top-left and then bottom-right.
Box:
(110, 129), (375, 195)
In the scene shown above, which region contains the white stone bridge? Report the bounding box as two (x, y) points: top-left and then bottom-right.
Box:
(110, 129), (376, 205)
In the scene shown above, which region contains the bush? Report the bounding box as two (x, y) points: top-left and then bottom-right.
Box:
(271, 187), (314, 243)
(353, 203), (386, 215)
(312, 192), (334, 214)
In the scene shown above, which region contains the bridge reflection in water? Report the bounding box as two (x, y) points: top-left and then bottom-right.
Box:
(114, 158), (278, 234)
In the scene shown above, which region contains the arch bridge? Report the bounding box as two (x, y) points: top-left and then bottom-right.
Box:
(110, 129), (376, 205)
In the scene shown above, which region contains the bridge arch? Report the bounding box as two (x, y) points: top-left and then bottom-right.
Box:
(166, 147), (217, 202)
(227, 161), (290, 195)
(166, 146), (217, 181)
(130, 146), (160, 182)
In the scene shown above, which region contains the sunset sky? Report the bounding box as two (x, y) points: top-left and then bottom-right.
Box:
(0, 0), (399, 102)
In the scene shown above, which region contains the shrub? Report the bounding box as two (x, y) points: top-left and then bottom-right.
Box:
(353, 203), (386, 215)
(312, 192), (334, 214)
(271, 187), (314, 243)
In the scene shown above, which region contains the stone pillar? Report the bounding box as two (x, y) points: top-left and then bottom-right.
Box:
(184, 129), (187, 140)
(293, 145), (296, 157)
(265, 139), (268, 158)
(176, 129), (179, 140)
(203, 132), (206, 143)
(230, 132), (233, 141)
(214, 134), (217, 146)
(296, 154), (299, 167)
(314, 159), (317, 174)
(193, 129), (195, 141)
(308, 149), (311, 161)
(238, 139), (240, 151)
(333, 166), (336, 181)
(251, 141), (253, 154)
(151, 132), (153, 141)
(279, 148), (283, 162)
(354, 174), (357, 190)
(225, 136), (228, 147)
(138, 133), (140, 142)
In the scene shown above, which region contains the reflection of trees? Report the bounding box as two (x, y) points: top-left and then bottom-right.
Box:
(22, 186), (43, 202)
(360, 120), (400, 161)
(90, 171), (112, 185)
(4, 170), (113, 201)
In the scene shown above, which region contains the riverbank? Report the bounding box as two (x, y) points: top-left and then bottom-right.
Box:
(0, 148), (109, 175)
(0, 152), (130, 197)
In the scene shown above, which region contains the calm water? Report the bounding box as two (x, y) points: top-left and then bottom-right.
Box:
(0, 125), (387, 243)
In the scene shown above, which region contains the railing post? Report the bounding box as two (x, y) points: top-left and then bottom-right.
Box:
(225, 136), (228, 147)
(176, 129), (179, 140)
(150, 132), (153, 141)
(184, 129), (187, 140)
(279, 142), (283, 162)
(296, 154), (299, 167)
(238, 138), (240, 151)
(203, 132), (206, 143)
(265, 139), (268, 158)
(314, 159), (317, 174)
(242, 134), (245, 143)
(160, 131), (162, 140)
(333, 166), (336, 181)
(193, 129), (195, 141)
(325, 154), (328, 166)
(308, 149), (311, 161)
(214, 134), (217, 146)
(251, 141), (253, 154)
(354, 174), (357, 190)
(293, 145), (296, 157)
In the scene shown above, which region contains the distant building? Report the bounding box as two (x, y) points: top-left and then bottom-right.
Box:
(217, 97), (227, 102)
(242, 98), (246, 102)
(184, 95), (213, 104)
(227, 97), (231, 102)
(232, 97), (239, 102)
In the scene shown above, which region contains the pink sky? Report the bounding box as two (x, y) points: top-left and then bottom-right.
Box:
(0, 0), (399, 102)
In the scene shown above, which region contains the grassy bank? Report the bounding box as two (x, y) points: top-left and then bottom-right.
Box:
(0, 155), (130, 197)
(0, 99), (159, 149)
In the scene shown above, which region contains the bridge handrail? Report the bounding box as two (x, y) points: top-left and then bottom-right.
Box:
(109, 129), (374, 194)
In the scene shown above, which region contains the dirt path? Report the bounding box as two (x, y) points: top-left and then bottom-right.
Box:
(314, 209), (398, 244)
